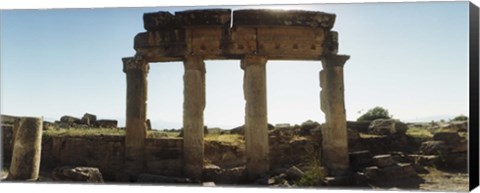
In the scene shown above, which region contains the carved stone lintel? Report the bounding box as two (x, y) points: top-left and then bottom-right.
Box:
(321, 54), (350, 69)
(122, 57), (149, 73)
(240, 55), (268, 70)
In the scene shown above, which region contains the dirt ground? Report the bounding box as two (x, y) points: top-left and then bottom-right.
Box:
(1, 166), (470, 192)
(418, 167), (469, 192)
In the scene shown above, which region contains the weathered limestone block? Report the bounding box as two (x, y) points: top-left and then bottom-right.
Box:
(347, 121), (372, 133)
(233, 9), (335, 29)
(183, 56), (206, 180)
(123, 57), (149, 173)
(8, 117), (43, 181)
(175, 9), (231, 27)
(433, 131), (462, 145)
(52, 166), (104, 183)
(363, 166), (380, 181)
(408, 154), (440, 166)
(81, 113), (97, 125)
(242, 55), (269, 180)
(368, 119), (408, 136)
(202, 165), (247, 184)
(60, 115), (82, 125)
(349, 150), (373, 169)
(285, 166), (305, 180)
(135, 9), (336, 62)
(94, 119), (118, 128)
(143, 11), (175, 31)
(419, 140), (448, 155)
(380, 163), (417, 179)
(320, 54), (350, 176)
(372, 154), (396, 168)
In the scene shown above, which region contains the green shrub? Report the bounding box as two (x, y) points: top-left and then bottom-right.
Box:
(452, 115), (468, 121)
(357, 106), (392, 121)
(295, 144), (325, 186)
(296, 165), (325, 186)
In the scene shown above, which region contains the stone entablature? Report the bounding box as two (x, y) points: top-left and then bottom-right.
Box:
(134, 9), (338, 62)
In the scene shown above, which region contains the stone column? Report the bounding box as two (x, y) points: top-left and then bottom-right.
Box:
(123, 57), (149, 173)
(241, 55), (269, 180)
(8, 117), (43, 181)
(183, 56), (206, 180)
(320, 54), (350, 176)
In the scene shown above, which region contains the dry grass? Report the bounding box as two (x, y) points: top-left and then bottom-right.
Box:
(44, 128), (181, 139)
(406, 127), (433, 138)
(418, 167), (469, 192)
(43, 129), (243, 143)
(43, 128), (125, 137)
(147, 130), (180, 138)
(359, 133), (384, 138)
(204, 133), (244, 145)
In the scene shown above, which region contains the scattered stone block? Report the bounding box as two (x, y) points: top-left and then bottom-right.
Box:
(390, 151), (411, 163)
(397, 163), (417, 178)
(408, 154), (440, 166)
(285, 166), (304, 180)
(372, 154), (396, 168)
(349, 150), (372, 169)
(368, 119), (408, 135)
(81, 113), (97, 125)
(420, 141), (448, 155)
(363, 166), (380, 181)
(347, 121), (371, 133)
(380, 163), (416, 179)
(450, 141), (467, 153)
(433, 131), (462, 145)
(202, 165), (247, 184)
(52, 166), (104, 183)
(94, 119), (118, 128)
(202, 164), (222, 181)
(60, 115), (82, 125)
(300, 120), (320, 134)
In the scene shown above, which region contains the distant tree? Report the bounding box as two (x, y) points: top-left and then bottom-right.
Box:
(452, 115), (468, 121)
(357, 106), (392, 121)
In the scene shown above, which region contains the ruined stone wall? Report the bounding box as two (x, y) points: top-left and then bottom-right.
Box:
(2, 127), (184, 180)
(2, 126), (326, 181)
(2, 128), (246, 181)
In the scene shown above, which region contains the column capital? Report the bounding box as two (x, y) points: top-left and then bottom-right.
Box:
(241, 55), (268, 70)
(184, 56), (206, 73)
(122, 57), (149, 73)
(321, 54), (350, 68)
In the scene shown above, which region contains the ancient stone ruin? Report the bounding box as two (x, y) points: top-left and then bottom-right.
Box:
(8, 117), (43, 181)
(122, 9), (350, 180)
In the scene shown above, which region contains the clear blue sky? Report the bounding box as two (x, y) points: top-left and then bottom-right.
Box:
(0, 2), (470, 129)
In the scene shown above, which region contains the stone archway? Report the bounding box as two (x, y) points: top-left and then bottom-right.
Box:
(122, 9), (350, 180)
